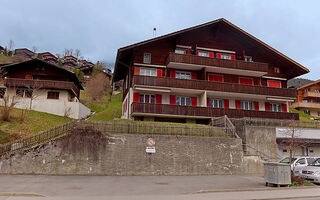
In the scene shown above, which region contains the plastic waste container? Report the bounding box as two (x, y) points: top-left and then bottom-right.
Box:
(264, 162), (291, 186)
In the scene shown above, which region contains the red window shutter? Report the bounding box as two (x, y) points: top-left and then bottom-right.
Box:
(191, 97), (197, 106)
(207, 98), (210, 107)
(236, 100), (241, 109)
(134, 67), (140, 75)
(133, 92), (139, 102)
(156, 94), (162, 104)
(169, 69), (176, 78)
(231, 54), (236, 60)
(208, 74), (223, 82)
(282, 104), (287, 112)
(196, 50), (199, 56)
(208, 52), (214, 58)
(170, 95), (176, 105)
(186, 48), (191, 54)
(157, 69), (163, 77)
(254, 102), (259, 111)
(216, 53), (221, 58)
(267, 80), (281, 88)
(191, 72), (197, 80)
(224, 99), (229, 109)
(239, 78), (253, 85)
(265, 102), (271, 111)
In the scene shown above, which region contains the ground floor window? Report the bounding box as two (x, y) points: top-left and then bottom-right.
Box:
(176, 96), (191, 106)
(209, 99), (224, 108)
(47, 91), (59, 99)
(241, 101), (254, 110)
(304, 109), (310, 115)
(139, 94), (155, 104)
(16, 88), (33, 98)
(270, 103), (282, 112)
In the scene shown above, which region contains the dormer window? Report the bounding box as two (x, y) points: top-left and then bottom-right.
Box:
(143, 53), (151, 64)
(244, 56), (252, 62)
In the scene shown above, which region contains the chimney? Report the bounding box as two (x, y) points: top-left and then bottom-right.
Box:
(153, 27), (157, 38)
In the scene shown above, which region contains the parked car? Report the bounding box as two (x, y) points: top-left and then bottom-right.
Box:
(301, 158), (320, 184)
(279, 157), (318, 175)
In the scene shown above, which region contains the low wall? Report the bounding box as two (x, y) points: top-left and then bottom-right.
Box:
(0, 134), (243, 175)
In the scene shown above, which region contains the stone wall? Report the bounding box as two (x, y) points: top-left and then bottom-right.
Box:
(0, 134), (243, 175)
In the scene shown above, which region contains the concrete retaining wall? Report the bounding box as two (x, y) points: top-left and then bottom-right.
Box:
(0, 134), (243, 175)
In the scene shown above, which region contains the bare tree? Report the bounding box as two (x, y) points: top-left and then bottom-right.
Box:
(75, 49), (81, 59)
(86, 73), (111, 101)
(1, 96), (16, 121)
(32, 46), (37, 53)
(25, 81), (42, 110)
(8, 40), (14, 51)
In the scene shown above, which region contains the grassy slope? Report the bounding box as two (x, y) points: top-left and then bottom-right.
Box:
(0, 108), (71, 144)
(290, 108), (320, 122)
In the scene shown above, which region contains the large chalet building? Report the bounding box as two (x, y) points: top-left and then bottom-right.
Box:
(113, 18), (309, 123)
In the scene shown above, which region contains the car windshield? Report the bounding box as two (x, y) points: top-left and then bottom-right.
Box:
(310, 158), (320, 166)
(279, 157), (297, 164)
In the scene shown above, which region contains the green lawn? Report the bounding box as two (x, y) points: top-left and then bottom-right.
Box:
(290, 108), (320, 122)
(0, 108), (71, 144)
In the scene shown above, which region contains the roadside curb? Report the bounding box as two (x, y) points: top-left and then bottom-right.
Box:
(0, 192), (44, 197)
(197, 186), (319, 193)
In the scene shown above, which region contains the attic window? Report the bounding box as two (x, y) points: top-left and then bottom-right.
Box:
(143, 53), (151, 64)
(244, 56), (252, 62)
(274, 67), (280, 73)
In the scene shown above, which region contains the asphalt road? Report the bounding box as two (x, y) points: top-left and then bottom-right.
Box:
(0, 174), (319, 200)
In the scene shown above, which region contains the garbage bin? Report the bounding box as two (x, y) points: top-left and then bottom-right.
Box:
(264, 162), (291, 186)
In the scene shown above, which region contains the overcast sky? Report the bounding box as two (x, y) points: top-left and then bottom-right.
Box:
(0, 0), (319, 79)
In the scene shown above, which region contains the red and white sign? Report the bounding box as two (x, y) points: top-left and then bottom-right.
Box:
(146, 138), (156, 153)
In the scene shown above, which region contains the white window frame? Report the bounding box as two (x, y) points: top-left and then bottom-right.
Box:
(315, 89), (320, 93)
(175, 48), (186, 54)
(140, 67), (156, 77)
(139, 94), (155, 104)
(198, 50), (209, 57)
(241, 101), (254, 110)
(209, 99), (224, 108)
(175, 71), (191, 80)
(244, 56), (253, 62)
(176, 96), (191, 106)
(270, 103), (282, 112)
(221, 53), (231, 60)
(304, 88), (310, 93)
(302, 99), (308, 103)
(274, 67), (280, 73)
(143, 53), (151, 64)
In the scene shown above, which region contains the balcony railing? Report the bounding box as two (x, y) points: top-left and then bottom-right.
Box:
(166, 52), (269, 72)
(133, 76), (296, 98)
(291, 102), (320, 109)
(131, 103), (299, 120)
(4, 78), (79, 96)
(303, 92), (320, 98)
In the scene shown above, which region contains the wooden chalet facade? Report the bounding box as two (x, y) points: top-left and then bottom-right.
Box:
(113, 18), (309, 123)
(1, 58), (90, 119)
(291, 80), (320, 117)
(40, 52), (58, 64)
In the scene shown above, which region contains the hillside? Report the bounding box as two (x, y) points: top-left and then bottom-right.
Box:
(287, 78), (313, 88)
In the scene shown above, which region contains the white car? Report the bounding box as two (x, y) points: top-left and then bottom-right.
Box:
(302, 158), (320, 184)
(279, 157), (318, 176)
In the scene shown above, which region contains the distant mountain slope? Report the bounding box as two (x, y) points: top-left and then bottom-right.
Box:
(287, 78), (313, 88)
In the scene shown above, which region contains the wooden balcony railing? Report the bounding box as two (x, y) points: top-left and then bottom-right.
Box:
(303, 92), (320, 98)
(166, 52), (269, 72)
(133, 76), (297, 98)
(132, 102), (299, 120)
(4, 78), (80, 96)
(291, 102), (320, 109)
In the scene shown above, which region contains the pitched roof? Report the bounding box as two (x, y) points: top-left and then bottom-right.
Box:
(298, 79), (320, 90)
(113, 18), (309, 82)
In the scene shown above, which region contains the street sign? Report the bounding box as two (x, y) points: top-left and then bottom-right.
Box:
(146, 138), (155, 153)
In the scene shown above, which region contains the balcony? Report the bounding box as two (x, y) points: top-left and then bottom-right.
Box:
(133, 76), (296, 98)
(4, 78), (79, 96)
(131, 102), (299, 120)
(166, 53), (269, 77)
(291, 102), (320, 109)
(303, 92), (320, 98)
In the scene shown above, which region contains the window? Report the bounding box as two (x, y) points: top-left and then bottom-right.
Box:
(267, 80), (281, 88)
(296, 158), (306, 165)
(304, 88), (310, 93)
(143, 53), (151, 64)
(274, 67), (280, 73)
(198, 50), (209, 57)
(208, 99), (224, 108)
(244, 56), (252, 62)
(176, 96), (191, 106)
(47, 91), (59, 99)
(221, 53), (231, 60)
(139, 94), (155, 104)
(282, 149), (287, 153)
(304, 109), (310, 115)
(310, 149), (314, 153)
(16, 89), (32, 98)
(175, 71), (191, 80)
(175, 48), (186, 54)
(241, 101), (254, 110)
(140, 67), (156, 77)
(270, 103), (282, 112)
(208, 74), (223, 82)
(239, 77), (253, 85)
(302, 99), (308, 103)
(315, 89), (320, 93)
(0, 88), (5, 98)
